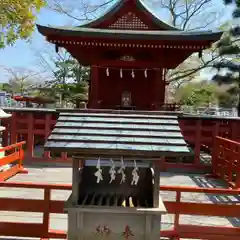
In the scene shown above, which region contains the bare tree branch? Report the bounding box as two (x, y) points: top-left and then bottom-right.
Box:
(157, 0), (220, 30)
(168, 53), (221, 83)
(47, 0), (114, 22)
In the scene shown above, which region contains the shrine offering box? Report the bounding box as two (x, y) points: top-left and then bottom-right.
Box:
(65, 159), (166, 240)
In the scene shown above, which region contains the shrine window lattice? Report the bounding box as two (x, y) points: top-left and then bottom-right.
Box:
(109, 12), (149, 29)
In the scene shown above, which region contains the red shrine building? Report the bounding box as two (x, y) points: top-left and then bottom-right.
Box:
(37, 0), (222, 110)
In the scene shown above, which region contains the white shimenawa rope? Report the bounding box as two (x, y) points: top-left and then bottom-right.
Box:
(118, 157), (126, 184)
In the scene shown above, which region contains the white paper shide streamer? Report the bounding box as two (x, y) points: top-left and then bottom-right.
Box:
(106, 68), (109, 76)
(120, 68), (123, 78)
(109, 159), (116, 183)
(131, 160), (139, 185)
(94, 157), (103, 183)
(118, 157), (126, 184)
(131, 69), (135, 78)
(144, 69), (148, 78)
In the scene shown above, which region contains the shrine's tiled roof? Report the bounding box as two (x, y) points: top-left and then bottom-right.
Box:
(37, 25), (222, 41)
(80, 0), (179, 30)
(44, 110), (192, 159)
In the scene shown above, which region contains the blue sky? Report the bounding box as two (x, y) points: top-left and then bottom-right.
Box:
(0, 0), (235, 82)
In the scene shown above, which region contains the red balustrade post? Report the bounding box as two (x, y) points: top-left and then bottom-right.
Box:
(228, 141), (235, 185)
(194, 120), (202, 166)
(2, 119), (9, 146)
(213, 121), (220, 151)
(27, 113), (34, 160)
(43, 114), (51, 160)
(18, 144), (28, 174)
(233, 141), (240, 189)
(42, 188), (51, 237)
(235, 172), (240, 189)
(10, 112), (17, 144)
(174, 191), (181, 239)
(211, 137), (218, 176)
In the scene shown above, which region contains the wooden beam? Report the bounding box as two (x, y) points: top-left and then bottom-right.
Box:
(93, 60), (161, 68)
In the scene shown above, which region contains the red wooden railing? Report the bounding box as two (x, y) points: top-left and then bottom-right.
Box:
(1, 108), (240, 169)
(211, 136), (240, 189)
(178, 116), (240, 167)
(160, 185), (240, 240)
(0, 181), (239, 240)
(0, 141), (26, 181)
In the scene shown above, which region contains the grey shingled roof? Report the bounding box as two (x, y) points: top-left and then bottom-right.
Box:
(36, 25), (222, 41)
(36, 0), (223, 42)
(44, 110), (191, 160)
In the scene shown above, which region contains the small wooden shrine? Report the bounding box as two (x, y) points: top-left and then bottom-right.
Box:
(37, 0), (222, 110)
(44, 109), (191, 240)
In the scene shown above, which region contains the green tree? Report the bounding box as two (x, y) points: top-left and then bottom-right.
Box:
(0, 83), (12, 93)
(224, 0), (240, 17)
(176, 81), (219, 106)
(211, 1), (240, 114)
(218, 91), (238, 107)
(56, 82), (88, 108)
(39, 56), (89, 108)
(50, 58), (90, 85)
(0, 0), (46, 48)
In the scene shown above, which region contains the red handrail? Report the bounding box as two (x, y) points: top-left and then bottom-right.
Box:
(0, 182), (239, 239)
(212, 136), (240, 189)
(0, 141), (26, 181)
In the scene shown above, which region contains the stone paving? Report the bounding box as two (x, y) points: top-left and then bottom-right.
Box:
(0, 163), (239, 240)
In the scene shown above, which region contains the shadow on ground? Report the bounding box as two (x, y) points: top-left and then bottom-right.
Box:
(191, 175), (240, 227)
(23, 162), (71, 169)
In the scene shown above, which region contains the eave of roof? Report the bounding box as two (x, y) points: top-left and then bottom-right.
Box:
(80, 0), (179, 30)
(37, 25), (223, 41)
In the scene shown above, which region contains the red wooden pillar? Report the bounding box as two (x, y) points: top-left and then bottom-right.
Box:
(27, 113), (34, 159)
(162, 68), (167, 104)
(211, 121), (220, 174)
(2, 129), (8, 146)
(211, 136), (219, 176)
(43, 114), (51, 159)
(152, 68), (164, 110)
(10, 112), (17, 144)
(2, 119), (9, 146)
(235, 148), (240, 189)
(88, 65), (99, 109)
(231, 120), (238, 141)
(194, 120), (202, 166)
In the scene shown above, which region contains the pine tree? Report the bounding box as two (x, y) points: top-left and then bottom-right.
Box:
(212, 0), (240, 115)
(225, 0), (240, 17)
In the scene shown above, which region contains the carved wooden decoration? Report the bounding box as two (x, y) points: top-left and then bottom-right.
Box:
(109, 12), (148, 29)
(120, 55), (135, 61)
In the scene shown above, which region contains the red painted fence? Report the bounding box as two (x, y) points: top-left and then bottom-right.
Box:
(161, 185), (240, 240)
(0, 141), (26, 181)
(0, 181), (239, 240)
(212, 136), (240, 189)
